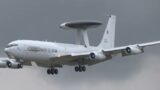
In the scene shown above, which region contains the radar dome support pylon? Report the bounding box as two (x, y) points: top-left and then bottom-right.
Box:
(60, 21), (102, 47)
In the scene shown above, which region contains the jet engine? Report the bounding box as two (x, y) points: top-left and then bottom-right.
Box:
(89, 52), (106, 60)
(7, 60), (22, 69)
(125, 45), (144, 55)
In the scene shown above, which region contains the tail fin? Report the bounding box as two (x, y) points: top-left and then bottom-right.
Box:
(98, 15), (116, 49)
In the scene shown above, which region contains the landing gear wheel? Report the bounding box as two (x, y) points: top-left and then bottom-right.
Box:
(75, 65), (86, 72)
(54, 69), (58, 75)
(50, 69), (54, 75)
(47, 68), (58, 75)
(82, 66), (86, 72)
(47, 69), (51, 75)
(78, 66), (82, 72)
(75, 66), (79, 72)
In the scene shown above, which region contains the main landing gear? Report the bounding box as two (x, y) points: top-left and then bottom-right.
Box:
(47, 68), (58, 75)
(47, 65), (86, 75)
(75, 65), (86, 72)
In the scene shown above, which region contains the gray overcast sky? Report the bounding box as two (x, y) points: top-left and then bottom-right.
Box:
(0, 0), (160, 90)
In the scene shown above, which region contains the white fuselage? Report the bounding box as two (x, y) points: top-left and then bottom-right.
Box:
(4, 40), (106, 67)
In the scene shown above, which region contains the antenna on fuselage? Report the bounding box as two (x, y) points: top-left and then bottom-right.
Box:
(60, 21), (102, 47)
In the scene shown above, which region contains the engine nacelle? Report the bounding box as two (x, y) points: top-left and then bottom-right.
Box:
(7, 61), (22, 69)
(0, 61), (7, 68)
(125, 45), (144, 55)
(0, 58), (22, 69)
(89, 52), (106, 60)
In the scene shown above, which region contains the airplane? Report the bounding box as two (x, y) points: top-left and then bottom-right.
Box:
(1, 15), (160, 75)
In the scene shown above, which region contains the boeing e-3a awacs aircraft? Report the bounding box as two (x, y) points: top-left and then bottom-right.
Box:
(1, 15), (160, 75)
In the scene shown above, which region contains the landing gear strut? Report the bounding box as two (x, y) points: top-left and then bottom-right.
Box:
(47, 68), (58, 75)
(75, 65), (86, 72)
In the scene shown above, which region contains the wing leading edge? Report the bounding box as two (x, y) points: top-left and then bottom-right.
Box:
(103, 40), (160, 56)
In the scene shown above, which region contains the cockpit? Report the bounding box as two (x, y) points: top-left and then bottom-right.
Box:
(6, 43), (18, 48)
(5, 42), (19, 59)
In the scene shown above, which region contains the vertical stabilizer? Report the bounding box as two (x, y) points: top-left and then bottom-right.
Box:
(98, 15), (116, 49)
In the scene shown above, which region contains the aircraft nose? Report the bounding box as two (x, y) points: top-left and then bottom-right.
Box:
(4, 48), (8, 53)
(4, 47), (10, 55)
(4, 48), (14, 58)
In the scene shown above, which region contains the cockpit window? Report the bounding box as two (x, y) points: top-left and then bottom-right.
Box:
(7, 44), (18, 48)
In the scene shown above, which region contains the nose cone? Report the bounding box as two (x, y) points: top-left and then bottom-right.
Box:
(4, 47), (10, 56)
(4, 48), (14, 59)
(4, 48), (9, 53)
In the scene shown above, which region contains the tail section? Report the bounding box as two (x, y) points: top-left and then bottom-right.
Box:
(98, 15), (116, 49)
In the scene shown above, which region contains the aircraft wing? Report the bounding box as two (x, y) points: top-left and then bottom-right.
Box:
(102, 41), (160, 56)
(138, 41), (160, 47)
(50, 52), (90, 61)
(49, 41), (160, 65)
